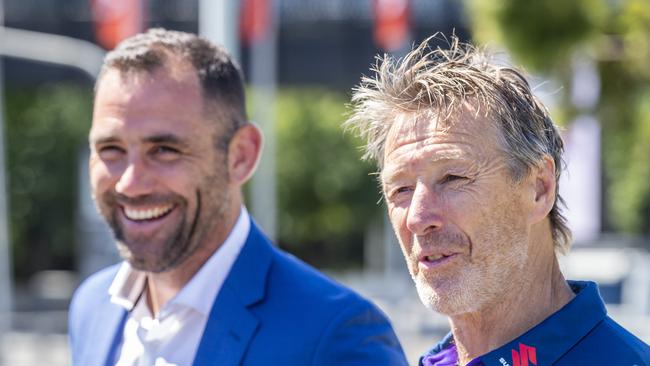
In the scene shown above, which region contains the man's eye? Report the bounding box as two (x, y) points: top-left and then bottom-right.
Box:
(440, 174), (467, 184)
(98, 146), (125, 160)
(388, 186), (413, 199)
(152, 146), (180, 155)
(151, 145), (181, 160)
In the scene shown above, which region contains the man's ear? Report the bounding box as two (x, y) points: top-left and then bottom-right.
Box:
(528, 155), (557, 224)
(227, 123), (263, 186)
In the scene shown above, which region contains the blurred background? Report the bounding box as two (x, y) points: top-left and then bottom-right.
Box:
(0, 0), (649, 365)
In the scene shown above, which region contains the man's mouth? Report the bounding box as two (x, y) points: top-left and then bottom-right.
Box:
(123, 204), (174, 221)
(419, 252), (459, 268)
(424, 254), (446, 261)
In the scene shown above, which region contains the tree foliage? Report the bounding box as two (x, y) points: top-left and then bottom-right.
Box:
(271, 88), (382, 268)
(5, 84), (92, 278)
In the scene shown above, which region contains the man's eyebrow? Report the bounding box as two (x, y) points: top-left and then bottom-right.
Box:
(381, 154), (471, 182)
(89, 135), (120, 145)
(144, 134), (189, 147)
(89, 134), (191, 148)
(381, 168), (408, 186)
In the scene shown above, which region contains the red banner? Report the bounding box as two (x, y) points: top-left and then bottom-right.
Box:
(240, 0), (271, 45)
(372, 0), (410, 51)
(91, 0), (144, 50)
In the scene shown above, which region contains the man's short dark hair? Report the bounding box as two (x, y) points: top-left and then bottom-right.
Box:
(97, 28), (247, 151)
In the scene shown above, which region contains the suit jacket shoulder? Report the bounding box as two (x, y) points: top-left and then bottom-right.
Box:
(269, 249), (407, 365)
(200, 222), (407, 366)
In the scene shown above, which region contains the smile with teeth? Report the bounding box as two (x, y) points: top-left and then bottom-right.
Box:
(423, 253), (455, 262)
(123, 205), (174, 221)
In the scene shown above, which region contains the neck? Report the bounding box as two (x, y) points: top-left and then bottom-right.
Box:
(145, 199), (242, 316)
(450, 240), (574, 365)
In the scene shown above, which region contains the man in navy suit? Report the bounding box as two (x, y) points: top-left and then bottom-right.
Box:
(69, 28), (406, 366)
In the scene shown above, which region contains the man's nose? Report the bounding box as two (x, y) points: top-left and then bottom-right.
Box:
(114, 157), (153, 197)
(406, 182), (444, 236)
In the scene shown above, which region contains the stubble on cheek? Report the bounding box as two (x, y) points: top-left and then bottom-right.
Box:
(440, 193), (530, 314)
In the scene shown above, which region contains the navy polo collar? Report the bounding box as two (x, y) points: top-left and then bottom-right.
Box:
(423, 281), (608, 366)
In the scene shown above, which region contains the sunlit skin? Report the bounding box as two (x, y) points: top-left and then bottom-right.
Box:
(381, 107), (574, 364)
(89, 59), (262, 315)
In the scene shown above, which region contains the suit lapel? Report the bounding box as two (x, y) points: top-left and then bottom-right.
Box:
(192, 221), (273, 366)
(192, 285), (261, 366)
(80, 298), (127, 366)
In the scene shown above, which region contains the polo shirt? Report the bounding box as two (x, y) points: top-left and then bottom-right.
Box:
(421, 281), (650, 365)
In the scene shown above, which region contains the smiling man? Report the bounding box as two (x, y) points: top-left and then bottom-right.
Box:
(346, 37), (650, 365)
(68, 28), (406, 366)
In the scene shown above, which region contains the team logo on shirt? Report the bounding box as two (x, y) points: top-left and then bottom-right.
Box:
(511, 343), (537, 366)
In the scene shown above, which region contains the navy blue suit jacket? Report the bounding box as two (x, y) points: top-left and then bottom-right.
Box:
(69, 221), (407, 365)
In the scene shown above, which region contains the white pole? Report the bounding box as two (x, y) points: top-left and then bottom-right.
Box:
(249, 0), (278, 241)
(200, 0), (278, 241)
(0, 27), (104, 79)
(0, 0), (14, 336)
(199, 0), (240, 63)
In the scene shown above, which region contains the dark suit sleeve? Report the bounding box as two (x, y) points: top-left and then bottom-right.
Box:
(311, 296), (408, 366)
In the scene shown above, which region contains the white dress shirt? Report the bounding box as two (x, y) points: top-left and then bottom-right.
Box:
(108, 206), (251, 366)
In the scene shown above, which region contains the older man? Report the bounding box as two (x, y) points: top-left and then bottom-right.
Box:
(68, 28), (407, 366)
(346, 37), (650, 365)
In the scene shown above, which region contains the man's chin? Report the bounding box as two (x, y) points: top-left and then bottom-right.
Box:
(127, 258), (169, 273)
(117, 241), (177, 273)
(414, 279), (444, 312)
(413, 275), (480, 315)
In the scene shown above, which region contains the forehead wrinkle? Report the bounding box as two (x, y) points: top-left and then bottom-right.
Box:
(383, 107), (507, 181)
(382, 143), (473, 183)
(384, 125), (478, 174)
(385, 108), (481, 155)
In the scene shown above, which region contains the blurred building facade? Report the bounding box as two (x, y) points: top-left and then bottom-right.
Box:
(3, 0), (467, 90)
